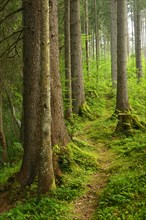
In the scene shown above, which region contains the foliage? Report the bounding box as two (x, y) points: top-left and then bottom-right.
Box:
(0, 162), (20, 184)
(0, 197), (72, 220)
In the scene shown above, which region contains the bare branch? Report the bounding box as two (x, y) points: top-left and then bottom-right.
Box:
(0, 34), (23, 59)
(0, 29), (23, 45)
(0, 7), (23, 25)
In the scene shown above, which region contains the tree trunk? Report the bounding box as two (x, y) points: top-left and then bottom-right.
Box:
(94, 0), (99, 72)
(131, 12), (135, 54)
(110, 0), (117, 87)
(18, 0), (41, 185)
(50, 0), (69, 146)
(92, 30), (95, 60)
(134, 0), (143, 80)
(85, 0), (89, 76)
(0, 72), (7, 162)
(143, 15), (146, 58)
(64, 0), (72, 119)
(70, 0), (85, 114)
(38, 0), (55, 194)
(144, 16), (146, 58)
(116, 0), (130, 131)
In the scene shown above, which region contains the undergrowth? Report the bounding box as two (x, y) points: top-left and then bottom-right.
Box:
(92, 132), (146, 220)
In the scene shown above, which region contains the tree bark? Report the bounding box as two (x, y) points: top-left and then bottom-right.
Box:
(38, 0), (55, 194)
(64, 0), (72, 119)
(0, 71), (7, 162)
(70, 0), (85, 114)
(134, 0), (143, 80)
(18, 0), (41, 185)
(94, 0), (99, 72)
(116, 0), (130, 131)
(110, 0), (117, 87)
(50, 0), (69, 146)
(85, 0), (89, 76)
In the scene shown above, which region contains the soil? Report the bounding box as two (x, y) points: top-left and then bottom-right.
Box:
(72, 142), (116, 220)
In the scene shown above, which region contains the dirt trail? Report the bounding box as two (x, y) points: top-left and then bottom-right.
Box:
(72, 142), (116, 220)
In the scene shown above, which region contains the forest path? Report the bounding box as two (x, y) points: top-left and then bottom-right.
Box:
(72, 120), (117, 220)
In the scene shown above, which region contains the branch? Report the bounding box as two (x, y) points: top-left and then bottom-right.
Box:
(0, 7), (23, 25)
(0, 29), (23, 45)
(0, 0), (9, 12)
(0, 33), (23, 59)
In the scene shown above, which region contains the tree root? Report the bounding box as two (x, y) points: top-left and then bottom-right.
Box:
(115, 112), (145, 135)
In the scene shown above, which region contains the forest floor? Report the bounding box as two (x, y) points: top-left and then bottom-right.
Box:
(72, 141), (116, 219)
(0, 114), (118, 219)
(70, 116), (117, 220)
(0, 105), (146, 219)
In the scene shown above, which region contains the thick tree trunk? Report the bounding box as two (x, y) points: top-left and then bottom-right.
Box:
(70, 0), (85, 114)
(64, 0), (72, 119)
(38, 0), (55, 194)
(18, 0), (41, 185)
(50, 0), (69, 146)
